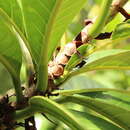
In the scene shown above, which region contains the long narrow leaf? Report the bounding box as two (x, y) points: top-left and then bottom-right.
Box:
(80, 91), (130, 111)
(70, 49), (130, 77)
(53, 88), (130, 96)
(60, 95), (130, 130)
(29, 96), (85, 130)
(0, 16), (23, 102)
(70, 110), (122, 130)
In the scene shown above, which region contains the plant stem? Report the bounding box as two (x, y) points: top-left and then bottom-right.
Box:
(13, 106), (34, 120)
(37, 63), (48, 92)
(36, 0), (63, 92)
(86, 0), (113, 41)
(12, 77), (24, 103)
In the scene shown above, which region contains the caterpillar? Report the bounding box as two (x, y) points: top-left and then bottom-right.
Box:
(48, 20), (93, 80)
(48, 6), (130, 80)
(28, 6), (130, 92)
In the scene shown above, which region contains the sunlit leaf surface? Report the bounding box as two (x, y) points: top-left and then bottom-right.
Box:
(71, 49), (130, 76)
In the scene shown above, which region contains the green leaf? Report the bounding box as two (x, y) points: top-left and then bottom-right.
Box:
(56, 87), (130, 111)
(65, 44), (92, 71)
(56, 74), (107, 90)
(104, 14), (123, 32)
(0, 13), (22, 79)
(11, 0), (87, 63)
(0, 6), (32, 61)
(0, 0), (87, 92)
(0, 16), (22, 102)
(0, 0), (25, 31)
(70, 49), (130, 76)
(70, 110), (122, 130)
(0, 64), (14, 95)
(61, 95), (130, 130)
(87, 0), (112, 39)
(1, 0), (51, 62)
(112, 20), (130, 40)
(29, 96), (85, 130)
(19, 0), (55, 62)
(80, 91), (130, 111)
(53, 88), (130, 96)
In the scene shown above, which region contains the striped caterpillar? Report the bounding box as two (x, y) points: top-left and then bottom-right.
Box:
(48, 5), (130, 80)
(48, 20), (93, 80)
